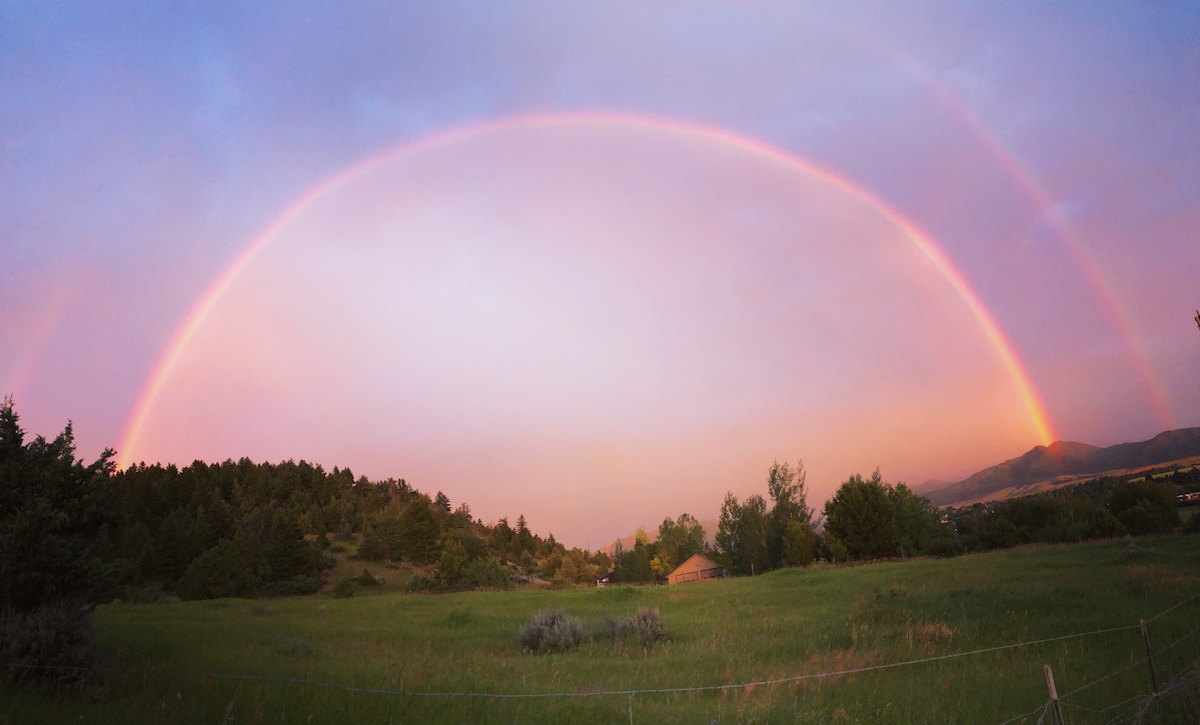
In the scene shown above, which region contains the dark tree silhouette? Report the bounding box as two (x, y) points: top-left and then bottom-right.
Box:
(0, 397), (119, 611)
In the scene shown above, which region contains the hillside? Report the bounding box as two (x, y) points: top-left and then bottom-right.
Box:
(928, 427), (1200, 506)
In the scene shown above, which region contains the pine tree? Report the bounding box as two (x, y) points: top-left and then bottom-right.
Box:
(515, 514), (534, 558)
(265, 510), (314, 580)
(0, 397), (119, 611)
(399, 495), (442, 564)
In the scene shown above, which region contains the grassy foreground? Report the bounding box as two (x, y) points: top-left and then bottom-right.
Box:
(5, 536), (1199, 724)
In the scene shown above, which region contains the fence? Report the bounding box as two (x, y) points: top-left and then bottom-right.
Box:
(4, 592), (1198, 723)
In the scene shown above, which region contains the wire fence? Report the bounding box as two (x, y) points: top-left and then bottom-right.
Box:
(4, 591), (1198, 723)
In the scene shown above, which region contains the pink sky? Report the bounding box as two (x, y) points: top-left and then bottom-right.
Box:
(3, 3), (1196, 547)
(121, 119), (1057, 546)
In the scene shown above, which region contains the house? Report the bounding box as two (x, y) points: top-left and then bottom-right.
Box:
(666, 553), (725, 584)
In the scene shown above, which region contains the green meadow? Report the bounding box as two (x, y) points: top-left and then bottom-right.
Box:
(5, 536), (1199, 724)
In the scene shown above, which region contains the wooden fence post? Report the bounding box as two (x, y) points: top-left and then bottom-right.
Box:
(1140, 619), (1159, 695)
(1044, 664), (1065, 725)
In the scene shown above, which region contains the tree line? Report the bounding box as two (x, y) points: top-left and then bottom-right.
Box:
(4, 396), (1196, 613)
(606, 460), (1197, 583)
(0, 398), (611, 614)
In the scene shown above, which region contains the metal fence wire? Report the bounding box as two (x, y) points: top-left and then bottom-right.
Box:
(2, 592), (1197, 723)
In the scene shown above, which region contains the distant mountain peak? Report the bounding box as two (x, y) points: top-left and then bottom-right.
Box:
(928, 427), (1200, 506)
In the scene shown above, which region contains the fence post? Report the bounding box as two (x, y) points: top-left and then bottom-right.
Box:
(1140, 619), (1159, 695)
(1044, 664), (1065, 725)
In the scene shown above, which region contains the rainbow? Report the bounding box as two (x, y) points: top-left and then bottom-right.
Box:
(4, 267), (81, 400)
(115, 112), (1056, 469)
(910, 73), (1177, 431)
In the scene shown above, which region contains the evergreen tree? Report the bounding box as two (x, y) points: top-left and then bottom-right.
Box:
(265, 509), (314, 580)
(514, 514), (534, 558)
(0, 398), (119, 611)
(155, 508), (200, 586)
(399, 494), (442, 564)
(490, 517), (513, 560)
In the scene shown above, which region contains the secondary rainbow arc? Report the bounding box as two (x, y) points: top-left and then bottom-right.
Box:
(908, 73), (1177, 430)
(115, 112), (1056, 470)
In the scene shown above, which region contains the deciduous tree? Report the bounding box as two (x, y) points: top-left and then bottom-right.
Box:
(766, 460), (812, 568)
(823, 470), (898, 560)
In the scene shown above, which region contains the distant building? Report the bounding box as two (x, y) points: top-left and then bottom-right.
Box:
(666, 553), (725, 584)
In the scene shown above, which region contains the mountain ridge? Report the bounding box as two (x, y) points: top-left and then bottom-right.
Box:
(928, 427), (1200, 506)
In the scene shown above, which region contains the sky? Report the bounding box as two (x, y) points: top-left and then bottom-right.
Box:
(2, 2), (1197, 548)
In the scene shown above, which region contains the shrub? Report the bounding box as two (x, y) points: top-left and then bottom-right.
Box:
(594, 608), (667, 646)
(0, 602), (99, 689)
(333, 579), (356, 599)
(261, 574), (323, 597)
(620, 608), (667, 644)
(459, 558), (512, 590)
(595, 616), (620, 641)
(521, 609), (588, 652)
(177, 539), (261, 600)
(406, 573), (434, 592)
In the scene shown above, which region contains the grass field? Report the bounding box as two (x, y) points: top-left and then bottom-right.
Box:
(5, 536), (1199, 724)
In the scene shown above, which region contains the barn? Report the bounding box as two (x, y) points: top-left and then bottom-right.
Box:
(666, 553), (726, 584)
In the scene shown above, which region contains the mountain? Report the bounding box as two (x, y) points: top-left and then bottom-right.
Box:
(928, 427), (1200, 506)
(912, 478), (951, 494)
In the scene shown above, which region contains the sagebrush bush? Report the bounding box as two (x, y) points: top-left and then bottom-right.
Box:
(0, 602), (99, 689)
(595, 608), (667, 645)
(629, 607), (666, 643)
(521, 609), (588, 652)
(595, 616), (620, 641)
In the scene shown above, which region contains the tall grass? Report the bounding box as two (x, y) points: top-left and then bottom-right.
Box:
(4, 535), (1198, 723)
